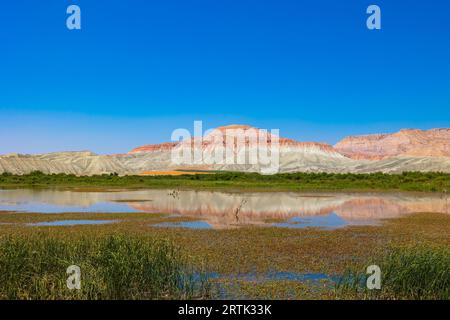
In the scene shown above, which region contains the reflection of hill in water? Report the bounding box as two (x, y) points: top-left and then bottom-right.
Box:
(128, 191), (450, 228)
(1, 189), (448, 229)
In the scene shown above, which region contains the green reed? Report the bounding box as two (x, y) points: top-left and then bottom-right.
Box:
(0, 234), (210, 300)
(335, 245), (450, 300)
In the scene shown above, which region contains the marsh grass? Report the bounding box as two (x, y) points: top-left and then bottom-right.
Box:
(0, 235), (210, 300)
(335, 245), (450, 300)
(0, 212), (448, 300)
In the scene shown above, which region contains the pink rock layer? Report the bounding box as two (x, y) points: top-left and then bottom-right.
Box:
(334, 128), (450, 160)
(129, 124), (336, 154)
(129, 125), (450, 161)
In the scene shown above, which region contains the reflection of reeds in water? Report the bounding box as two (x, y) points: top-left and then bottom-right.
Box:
(234, 198), (248, 223)
(444, 189), (448, 214)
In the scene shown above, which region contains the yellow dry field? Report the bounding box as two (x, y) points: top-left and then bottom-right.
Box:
(140, 171), (213, 176)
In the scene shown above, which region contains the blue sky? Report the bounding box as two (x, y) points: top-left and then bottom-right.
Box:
(1, 0), (449, 154)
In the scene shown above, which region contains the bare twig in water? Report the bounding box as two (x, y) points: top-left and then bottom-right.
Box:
(234, 198), (248, 223)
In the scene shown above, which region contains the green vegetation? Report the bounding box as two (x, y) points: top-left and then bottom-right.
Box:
(0, 234), (210, 300)
(335, 245), (450, 300)
(1, 170), (449, 192)
(0, 210), (448, 299)
(1, 210), (449, 299)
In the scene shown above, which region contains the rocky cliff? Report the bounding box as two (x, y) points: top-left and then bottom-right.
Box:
(334, 128), (450, 160)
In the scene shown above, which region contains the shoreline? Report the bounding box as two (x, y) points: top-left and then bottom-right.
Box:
(0, 185), (445, 197)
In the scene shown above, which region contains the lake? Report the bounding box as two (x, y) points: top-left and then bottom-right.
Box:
(0, 188), (448, 229)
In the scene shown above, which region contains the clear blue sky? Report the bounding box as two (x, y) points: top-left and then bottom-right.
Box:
(1, 0), (449, 154)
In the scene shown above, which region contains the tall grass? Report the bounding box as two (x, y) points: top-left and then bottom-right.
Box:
(335, 245), (450, 300)
(0, 235), (210, 300)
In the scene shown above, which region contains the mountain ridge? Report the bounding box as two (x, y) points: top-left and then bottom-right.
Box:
(1, 126), (449, 175)
(334, 128), (450, 160)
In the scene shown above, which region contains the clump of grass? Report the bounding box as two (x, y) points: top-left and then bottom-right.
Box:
(0, 235), (210, 300)
(335, 245), (450, 300)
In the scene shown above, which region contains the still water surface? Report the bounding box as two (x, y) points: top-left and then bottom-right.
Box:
(0, 188), (448, 229)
